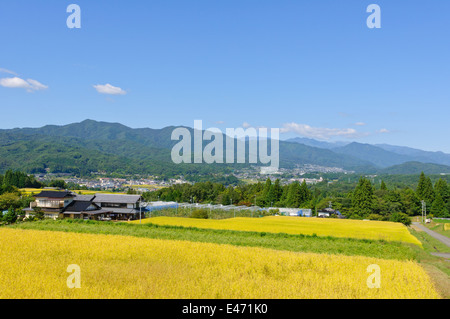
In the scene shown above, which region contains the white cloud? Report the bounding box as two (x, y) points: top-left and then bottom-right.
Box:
(93, 83), (127, 95)
(0, 68), (18, 76)
(355, 122), (366, 126)
(378, 128), (390, 133)
(215, 121), (225, 124)
(241, 122), (269, 130)
(281, 122), (367, 140)
(26, 79), (48, 91)
(0, 77), (48, 92)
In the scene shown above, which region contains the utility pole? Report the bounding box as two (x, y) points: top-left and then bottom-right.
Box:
(253, 195), (256, 218)
(421, 200), (425, 223)
(139, 198), (142, 224)
(424, 201), (427, 222)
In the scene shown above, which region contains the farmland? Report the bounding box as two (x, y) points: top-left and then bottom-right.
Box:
(0, 228), (440, 299)
(130, 216), (421, 245)
(11, 219), (417, 260)
(3, 215), (446, 299)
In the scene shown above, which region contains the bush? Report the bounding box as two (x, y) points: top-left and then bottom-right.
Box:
(367, 214), (383, 221)
(2, 206), (17, 224)
(190, 209), (209, 219)
(389, 212), (411, 226)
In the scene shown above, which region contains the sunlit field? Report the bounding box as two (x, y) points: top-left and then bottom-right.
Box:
(131, 216), (421, 245)
(0, 228), (439, 299)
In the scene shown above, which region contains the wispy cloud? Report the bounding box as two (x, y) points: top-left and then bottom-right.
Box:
(0, 68), (18, 76)
(0, 77), (48, 92)
(378, 128), (390, 133)
(355, 122), (366, 126)
(241, 122), (269, 130)
(281, 122), (368, 140)
(93, 83), (127, 95)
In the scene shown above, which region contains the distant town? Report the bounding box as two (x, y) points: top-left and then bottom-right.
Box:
(31, 164), (349, 192)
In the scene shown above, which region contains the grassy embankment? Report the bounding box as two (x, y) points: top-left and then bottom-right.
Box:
(408, 227), (450, 298)
(422, 219), (450, 238)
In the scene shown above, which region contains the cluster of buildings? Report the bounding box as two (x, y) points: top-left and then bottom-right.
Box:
(34, 174), (186, 191)
(21, 189), (345, 221)
(23, 191), (143, 221)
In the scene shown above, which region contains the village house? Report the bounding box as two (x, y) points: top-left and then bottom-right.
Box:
(24, 191), (142, 221)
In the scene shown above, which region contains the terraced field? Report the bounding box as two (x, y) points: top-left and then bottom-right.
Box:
(0, 228), (439, 299)
(131, 216), (421, 245)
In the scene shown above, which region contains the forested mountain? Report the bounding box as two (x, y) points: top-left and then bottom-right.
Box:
(0, 120), (375, 176)
(332, 142), (411, 168)
(379, 162), (450, 175)
(375, 143), (450, 166)
(1, 120), (449, 176)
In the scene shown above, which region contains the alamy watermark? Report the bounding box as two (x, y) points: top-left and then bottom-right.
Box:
(367, 4), (381, 29)
(66, 4), (81, 29)
(366, 264), (381, 288)
(171, 120), (280, 173)
(67, 264), (81, 289)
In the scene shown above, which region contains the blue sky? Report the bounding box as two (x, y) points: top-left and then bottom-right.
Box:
(0, 0), (449, 152)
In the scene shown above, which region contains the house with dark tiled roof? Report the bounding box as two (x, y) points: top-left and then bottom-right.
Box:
(24, 190), (76, 219)
(24, 191), (142, 221)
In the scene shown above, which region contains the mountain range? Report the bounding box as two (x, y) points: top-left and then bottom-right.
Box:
(286, 138), (450, 170)
(0, 119), (449, 177)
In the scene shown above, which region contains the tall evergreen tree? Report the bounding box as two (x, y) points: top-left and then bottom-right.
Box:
(434, 178), (449, 203)
(299, 180), (312, 206)
(431, 193), (448, 217)
(416, 172), (434, 204)
(286, 182), (301, 208)
(352, 177), (374, 218)
(272, 179), (283, 204)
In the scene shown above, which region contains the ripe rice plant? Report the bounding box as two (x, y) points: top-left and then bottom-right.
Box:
(131, 216), (421, 245)
(0, 228), (438, 299)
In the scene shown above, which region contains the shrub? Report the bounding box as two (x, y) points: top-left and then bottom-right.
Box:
(389, 212), (411, 226)
(367, 214), (383, 221)
(190, 209), (209, 219)
(2, 206), (17, 224)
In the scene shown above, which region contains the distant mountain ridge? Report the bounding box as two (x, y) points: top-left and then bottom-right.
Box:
(0, 120), (449, 176)
(0, 120), (374, 175)
(287, 138), (450, 168)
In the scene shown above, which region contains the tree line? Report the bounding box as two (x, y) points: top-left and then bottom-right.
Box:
(143, 172), (450, 221)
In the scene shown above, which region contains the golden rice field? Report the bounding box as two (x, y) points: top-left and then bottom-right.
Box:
(0, 228), (439, 299)
(131, 216), (421, 245)
(445, 223), (450, 231)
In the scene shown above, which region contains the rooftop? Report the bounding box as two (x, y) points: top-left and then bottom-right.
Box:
(64, 200), (100, 213)
(93, 194), (142, 204)
(34, 191), (75, 199)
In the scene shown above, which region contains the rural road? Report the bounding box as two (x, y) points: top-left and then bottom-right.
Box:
(412, 222), (450, 248)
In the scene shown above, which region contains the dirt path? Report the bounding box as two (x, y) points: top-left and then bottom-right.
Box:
(412, 222), (450, 248)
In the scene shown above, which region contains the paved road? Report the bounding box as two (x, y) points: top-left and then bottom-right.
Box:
(412, 222), (450, 248)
